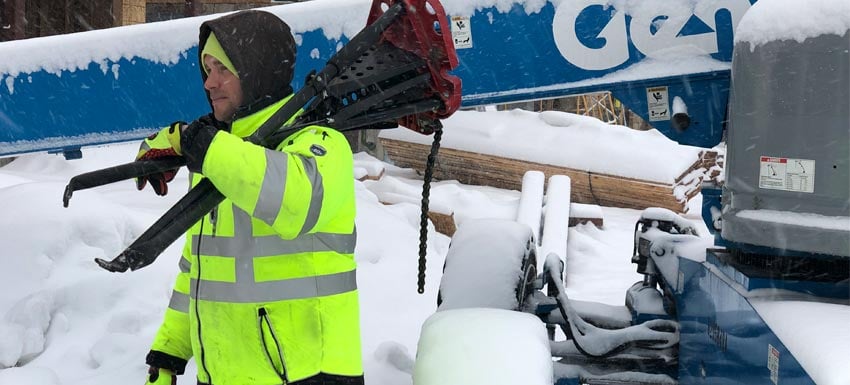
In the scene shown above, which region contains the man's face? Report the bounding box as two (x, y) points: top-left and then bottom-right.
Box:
(203, 55), (243, 122)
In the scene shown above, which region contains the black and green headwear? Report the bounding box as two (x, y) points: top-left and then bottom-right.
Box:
(198, 10), (297, 120)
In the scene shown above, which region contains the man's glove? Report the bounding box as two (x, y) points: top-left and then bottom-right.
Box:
(180, 114), (226, 174)
(145, 366), (177, 385)
(135, 121), (185, 196)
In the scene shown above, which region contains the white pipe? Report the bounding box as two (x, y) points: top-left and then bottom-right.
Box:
(540, 175), (571, 279)
(515, 170), (545, 245)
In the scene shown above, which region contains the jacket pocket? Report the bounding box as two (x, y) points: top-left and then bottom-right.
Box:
(258, 307), (289, 382)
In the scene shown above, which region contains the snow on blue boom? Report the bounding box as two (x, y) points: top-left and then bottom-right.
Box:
(0, 0), (755, 158)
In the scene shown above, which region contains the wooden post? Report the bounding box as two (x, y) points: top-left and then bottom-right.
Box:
(64, 0), (70, 32)
(184, 0), (201, 17)
(116, 0), (147, 26)
(1, 0), (25, 40)
(111, 0), (123, 26)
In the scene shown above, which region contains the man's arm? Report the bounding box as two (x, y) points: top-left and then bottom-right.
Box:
(184, 125), (355, 238)
(147, 252), (194, 374)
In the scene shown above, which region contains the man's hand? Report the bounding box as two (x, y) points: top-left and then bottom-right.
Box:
(180, 114), (227, 174)
(135, 121), (185, 196)
(145, 366), (177, 385)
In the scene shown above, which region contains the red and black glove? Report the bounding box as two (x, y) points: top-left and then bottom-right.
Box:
(135, 114), (226, 195)
(134, 121), (185, 196)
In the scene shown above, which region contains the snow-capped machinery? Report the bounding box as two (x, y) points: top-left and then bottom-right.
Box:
(419, 1), (849, 385)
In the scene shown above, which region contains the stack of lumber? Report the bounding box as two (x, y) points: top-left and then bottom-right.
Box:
(699, 150), (724, 185)
(379, 139), (714, 214)
(569, 203), (604, 227)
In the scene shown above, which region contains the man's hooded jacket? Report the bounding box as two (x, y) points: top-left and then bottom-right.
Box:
(146, 10), (363, 385)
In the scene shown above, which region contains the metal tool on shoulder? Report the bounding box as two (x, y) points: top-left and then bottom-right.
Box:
(62, 0), (460, 273)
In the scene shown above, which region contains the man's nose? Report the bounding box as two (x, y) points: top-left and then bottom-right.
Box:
(204, 72), (218, 90)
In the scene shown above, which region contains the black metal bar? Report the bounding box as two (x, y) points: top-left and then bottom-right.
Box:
(95, 179), (222, 272)
(330, 73), (432, 123)
(64, 157), (186, 207)
(333, 99), (443, 131)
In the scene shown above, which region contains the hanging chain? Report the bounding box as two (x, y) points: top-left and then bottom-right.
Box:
(417, 125), (443, 294)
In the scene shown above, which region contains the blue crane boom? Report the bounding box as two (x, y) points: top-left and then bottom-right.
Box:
(0, 0), (755, 158)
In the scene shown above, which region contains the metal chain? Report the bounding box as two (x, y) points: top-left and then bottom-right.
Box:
(417, 125), (443, 294)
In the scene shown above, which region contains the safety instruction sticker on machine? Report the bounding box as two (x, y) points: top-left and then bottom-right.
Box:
(767, 344), (780, 385)
(450, 16), (473, 49)
(646, 86), (669, 121)
(758, 156), (815, 193)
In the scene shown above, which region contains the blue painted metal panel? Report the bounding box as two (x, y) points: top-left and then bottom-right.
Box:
(0, 0), (756, 157)
(0, 23), (349, 158)
(675, 255), (817, 384)
(0, 54), (207, 154)
(450, 0), (755, 146)
(0, 1), (354, 157)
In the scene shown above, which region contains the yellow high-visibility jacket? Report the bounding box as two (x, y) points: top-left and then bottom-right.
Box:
(148, 96), (362, 385)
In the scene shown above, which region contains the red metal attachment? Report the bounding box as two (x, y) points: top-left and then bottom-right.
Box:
(367, 0), (462, 134)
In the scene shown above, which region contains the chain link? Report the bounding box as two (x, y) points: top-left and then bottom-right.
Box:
(417, 125), (443, 294)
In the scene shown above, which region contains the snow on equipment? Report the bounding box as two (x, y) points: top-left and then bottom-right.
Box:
(62, 0), (460, 272)
(416, 1), (849, 384)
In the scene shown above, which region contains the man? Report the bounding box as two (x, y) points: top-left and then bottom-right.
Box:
(136, 10), (363, 385)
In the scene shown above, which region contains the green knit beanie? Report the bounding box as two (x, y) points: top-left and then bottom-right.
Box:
(201, 32), (239, 78)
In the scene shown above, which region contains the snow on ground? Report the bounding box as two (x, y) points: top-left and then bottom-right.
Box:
(0, 129), (663, 385)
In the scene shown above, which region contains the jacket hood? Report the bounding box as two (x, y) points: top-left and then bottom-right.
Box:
(199, 10), (296, 121)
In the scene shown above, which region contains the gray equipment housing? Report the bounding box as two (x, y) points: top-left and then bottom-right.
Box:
(722, 30), (850, 258)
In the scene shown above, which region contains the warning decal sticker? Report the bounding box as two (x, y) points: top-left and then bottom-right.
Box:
(450, 16), (473, 49)
(759, 156), (815, 193)
(646, 86), (669, 122)
(768, 344), (780, 385)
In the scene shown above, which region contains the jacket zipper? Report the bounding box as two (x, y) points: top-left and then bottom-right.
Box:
(258, 307), (289, 383)
(195, 220), (212, 384)
(210, 206), (218, 237)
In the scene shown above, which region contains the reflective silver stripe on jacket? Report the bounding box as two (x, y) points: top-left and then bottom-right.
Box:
(253, 150), (324, 231)
(192, 206), (354, 257)
(191, 230), (356, 256)
(298, 156), (323, 235)
(179, 257), (191, 273)
(253, 149), (288, 224)
(190, 269), (357, 303)
(168, 291), (190, 312)
(189, 206), (357, 303)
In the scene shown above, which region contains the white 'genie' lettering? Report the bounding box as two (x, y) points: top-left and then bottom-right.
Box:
(553, 0), (751, 70)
